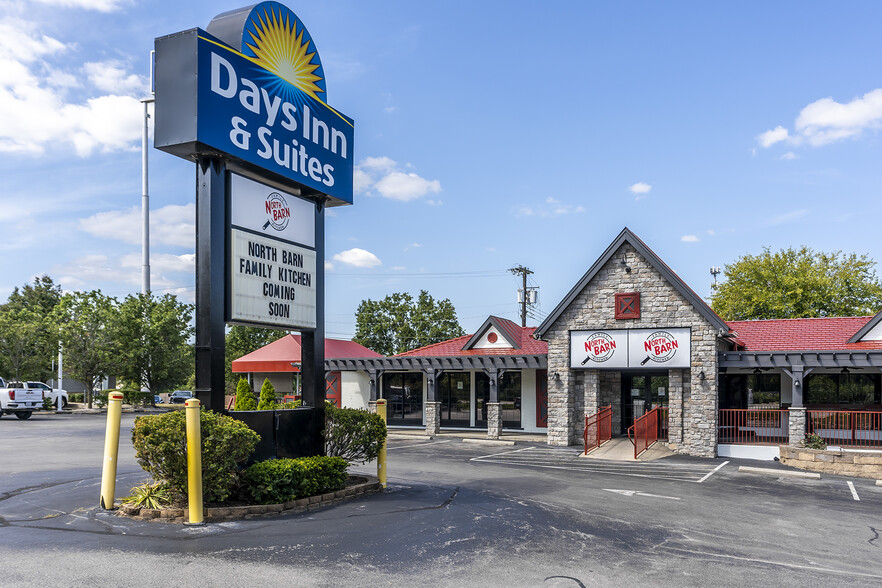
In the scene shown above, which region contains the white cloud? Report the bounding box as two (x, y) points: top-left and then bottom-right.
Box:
(681, 235), (700, 243)
(404, 242), (422, 251)
(390, 266), (406, 271)
(629, 182), (652, 195)
(79, 203), (195, 248)
(780, 152), (798, 160)
(374, 171), (441, 201)
(324, 261), (334, 271)
(355, 157), (442, 202)
(84, 60), (146, 94)
(0, 18), (143, 156)
(426, 199), (443, 206)
(763, 208), (809, 227)
(32, 0), (129, 11)
(515, 197), (585, 218)
(757, 125), (789, 148)
(332, 248), (381, 268)
(758, 89), (882, 149)
(54, 251), (193, 297)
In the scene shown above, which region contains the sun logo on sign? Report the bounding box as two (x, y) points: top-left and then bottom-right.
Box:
(242, 2), (326, 103)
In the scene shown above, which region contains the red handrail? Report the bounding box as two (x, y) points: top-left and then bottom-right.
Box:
(628, 408), (659, 459)
(584, 405), (613, 454)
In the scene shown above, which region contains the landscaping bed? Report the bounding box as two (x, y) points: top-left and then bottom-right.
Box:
(118, 475), (381, 523)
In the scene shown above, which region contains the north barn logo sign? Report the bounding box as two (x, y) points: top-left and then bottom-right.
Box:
(154, 1), (354, 206)
(570, 328), (691, 369)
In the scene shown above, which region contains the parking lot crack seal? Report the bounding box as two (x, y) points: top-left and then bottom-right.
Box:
(869, 526), (879, 547)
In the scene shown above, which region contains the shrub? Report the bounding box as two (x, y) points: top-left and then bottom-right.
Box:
(234, 378), (256, 411)
(242, 456), (348, 504)
(123, 481), (172, 509)
(257, 378), (276, 410)
(131, 409), (260, 502)
(324, 404), (387, 464)
(70, 393), (84, 403)
(802, 433), (827, 450)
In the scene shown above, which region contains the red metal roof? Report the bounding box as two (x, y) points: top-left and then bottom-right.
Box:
(396, 326), (548, 357)
(232, 335), (382, 373)
(726, 317), (882, 351)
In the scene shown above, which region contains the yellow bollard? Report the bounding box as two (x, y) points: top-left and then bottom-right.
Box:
(99, 391), (125, 509)
(185, 398), (204, 524)
(376, 399), (387, 489)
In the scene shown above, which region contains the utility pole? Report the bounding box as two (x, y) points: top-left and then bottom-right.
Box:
(509, 265), (534, 327)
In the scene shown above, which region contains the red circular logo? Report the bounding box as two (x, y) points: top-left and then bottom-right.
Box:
(487, 332), (498, 343)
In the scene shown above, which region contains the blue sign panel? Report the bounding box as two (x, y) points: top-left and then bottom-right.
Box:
(155, 2), (354, 204)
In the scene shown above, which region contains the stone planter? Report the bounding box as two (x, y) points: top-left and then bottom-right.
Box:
(117, 475), (382, 523)
(779, 446), (882, 479)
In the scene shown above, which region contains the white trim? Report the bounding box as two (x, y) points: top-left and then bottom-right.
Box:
(717, 444), (780, 461)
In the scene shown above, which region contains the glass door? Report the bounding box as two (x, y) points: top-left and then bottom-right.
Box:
(621, 373), (668, 434)
(438, 372), (470, 427)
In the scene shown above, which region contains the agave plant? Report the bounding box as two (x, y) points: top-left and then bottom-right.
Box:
(123, 481), (172, 509)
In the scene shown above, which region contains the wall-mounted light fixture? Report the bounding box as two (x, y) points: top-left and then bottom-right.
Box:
(841, 367), (850, 374)
(794, 379), (801, 387)
(553, 372), (561, 382)
(699, 371), (706, 381)
(621, 254), (631, 273)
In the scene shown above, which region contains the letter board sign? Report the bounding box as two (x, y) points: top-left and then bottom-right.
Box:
(228, 173), (316, 329)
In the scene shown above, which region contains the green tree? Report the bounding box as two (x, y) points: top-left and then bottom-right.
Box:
(353, 290), (465, 355)
(710, 246), (882, 320)
(225, 325), (286, 393)
(0, 307), (45, 380)
(234, 377), (256, 411)
(0, 275), (63, 381)
(52, 291), (120, 408)
(115, 293), (194, 399)
(257, 377), (276, 410)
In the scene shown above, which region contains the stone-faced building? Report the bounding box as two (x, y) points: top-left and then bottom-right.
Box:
(238, 227), (882, 459)
(534, 227), (733, 457)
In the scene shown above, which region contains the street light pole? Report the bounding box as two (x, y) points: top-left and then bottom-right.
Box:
(141, 96), (154, 295)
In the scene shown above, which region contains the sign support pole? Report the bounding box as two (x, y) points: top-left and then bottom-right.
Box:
(300, 198), (326, 455)
(195, 156), (227, 412)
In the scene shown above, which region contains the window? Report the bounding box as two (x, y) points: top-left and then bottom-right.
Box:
(719, 373), (781, 409)
(382, 372), (423, 424)
(747, 373), (781, 407)
(806, 373), (880, 407)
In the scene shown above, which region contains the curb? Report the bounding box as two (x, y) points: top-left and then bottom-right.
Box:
(116, 475), (382, 524)
(387, 434), (433, 441)
(462, 438), (516, 446)
(877, 480), (882, 487)
(739, 466), (821, 479)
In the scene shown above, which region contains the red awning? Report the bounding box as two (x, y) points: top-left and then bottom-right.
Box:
(231, 335), (382, 373)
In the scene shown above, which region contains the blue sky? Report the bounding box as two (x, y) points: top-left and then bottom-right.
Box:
(2, 0), (881, 339)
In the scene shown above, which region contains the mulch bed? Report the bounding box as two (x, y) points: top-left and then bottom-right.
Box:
(116, 475), (382, 523)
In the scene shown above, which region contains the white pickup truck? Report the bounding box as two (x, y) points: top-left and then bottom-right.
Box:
(0, 378), (45, 420)
(26, 381), (68, 408)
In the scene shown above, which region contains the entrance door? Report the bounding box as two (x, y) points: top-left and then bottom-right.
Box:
(437, 372), (470, 427)
(621, 373), (669, 434)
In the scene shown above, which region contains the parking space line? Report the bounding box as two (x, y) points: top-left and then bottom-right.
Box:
(847, 481), (860, 501)
(470, 447), (532, 461)
(387, 440), (452, 450)
(697, 460), (729, 483)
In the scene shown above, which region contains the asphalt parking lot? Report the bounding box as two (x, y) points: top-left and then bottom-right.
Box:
(1, 412), (881, 587)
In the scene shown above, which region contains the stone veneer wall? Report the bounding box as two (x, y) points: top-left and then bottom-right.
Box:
(779, 446), (882, 479)
(544, 242), (720, 457)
